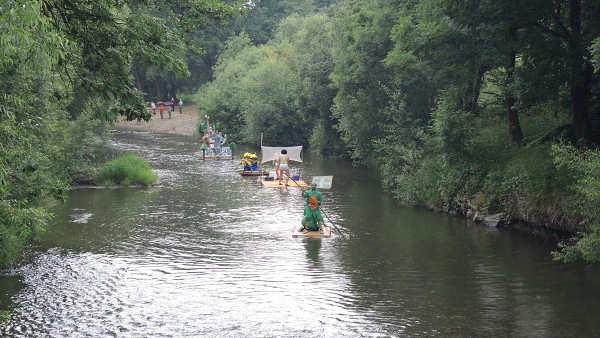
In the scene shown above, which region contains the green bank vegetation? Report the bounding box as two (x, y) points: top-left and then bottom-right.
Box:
(98, 155), (158, 186)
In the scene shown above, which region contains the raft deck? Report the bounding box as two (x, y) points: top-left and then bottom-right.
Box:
(240, 171), (269, 176)
(261, 180), (310, 188)
(292, 226), (332, 238)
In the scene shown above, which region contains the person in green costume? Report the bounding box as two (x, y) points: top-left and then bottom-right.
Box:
(300, 183), (325, 233)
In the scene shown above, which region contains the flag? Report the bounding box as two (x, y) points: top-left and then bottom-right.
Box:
(312, 176), (333, 189)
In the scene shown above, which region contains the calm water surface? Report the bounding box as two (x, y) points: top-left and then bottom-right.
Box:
(1, 131), (600, 337)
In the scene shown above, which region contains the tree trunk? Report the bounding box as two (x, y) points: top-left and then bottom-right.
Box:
(505, 31), (523, 143)
(155, 80), (161, 101)
(470, 66), (485, 115)
(568, 0), (592, 147)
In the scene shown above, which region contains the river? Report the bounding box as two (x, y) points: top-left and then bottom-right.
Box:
(1, 131), (599, 337)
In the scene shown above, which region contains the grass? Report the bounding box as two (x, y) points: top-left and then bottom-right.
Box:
(98, 155), (158, 186)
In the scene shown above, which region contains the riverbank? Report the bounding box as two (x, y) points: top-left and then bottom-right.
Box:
(113, 105), (200, 136)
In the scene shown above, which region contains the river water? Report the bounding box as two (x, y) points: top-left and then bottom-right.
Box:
(1, 131), (599, 337)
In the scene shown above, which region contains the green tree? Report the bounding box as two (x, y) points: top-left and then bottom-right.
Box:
(196, 33), (258, 140)
(238, 47), (305, 146)
(533, 0), (600, 147)
(329, 0), (400, 163)
(276, 14), (343, 156)
(1, 0), (66, 267)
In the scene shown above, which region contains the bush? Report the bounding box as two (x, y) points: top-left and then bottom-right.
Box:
(98, 155), (157, 186)
(552, 143), (600, 262)
(0, 200), (49, 268)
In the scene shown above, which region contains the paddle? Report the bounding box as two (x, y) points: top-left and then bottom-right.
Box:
(283, 173), (346, 238)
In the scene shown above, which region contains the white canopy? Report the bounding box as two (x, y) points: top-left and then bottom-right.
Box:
(261, 146), (303, 163)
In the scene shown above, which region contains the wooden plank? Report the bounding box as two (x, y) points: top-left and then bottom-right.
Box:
(292, 227), (332, 238)
(261, 180), (310, 188)
(201, 156), (233, 160)
(240, 171), (269, 176)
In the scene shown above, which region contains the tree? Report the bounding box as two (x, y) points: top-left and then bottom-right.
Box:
(329, 0), (401, 163)
(534, 0), (600, 147)
(276, 14), (343, 156)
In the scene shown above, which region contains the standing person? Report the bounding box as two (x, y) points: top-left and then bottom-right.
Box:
(277, 149), (290, 186)
(170, 97), (175, 112)
(159, 104), (164, 119)
(300, 183), (325, 233)
(178, 99), (183, 114)
(151, 101), (156, 116)
(213, 131), (223, 158)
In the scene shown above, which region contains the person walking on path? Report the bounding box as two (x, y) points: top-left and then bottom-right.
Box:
(159, 104), (164, 119)
(178, 99), (183, 114)
(151, 101), (156, 116)
(170, 97), (175, 112)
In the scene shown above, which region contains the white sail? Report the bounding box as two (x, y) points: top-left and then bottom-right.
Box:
(261, 146), (303, 163)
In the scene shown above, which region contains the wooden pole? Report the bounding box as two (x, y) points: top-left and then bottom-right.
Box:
(284, 172), (345, 238)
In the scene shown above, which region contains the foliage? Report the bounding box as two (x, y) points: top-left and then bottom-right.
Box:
(238, 52), (305, 146)
(329, 0), (400, 163)
(98, 155), (158, 186)
(276, 14), (344, 156)
(0, 310), (9, 326)
(196, 33), (255, 139)
(552, 144), (600, 262)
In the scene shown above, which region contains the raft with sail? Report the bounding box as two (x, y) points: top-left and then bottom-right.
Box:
(259, 145), (307, 187)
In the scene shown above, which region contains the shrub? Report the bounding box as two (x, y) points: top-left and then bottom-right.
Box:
(551, 143), (600, 262)
(98, 155), (157, 186)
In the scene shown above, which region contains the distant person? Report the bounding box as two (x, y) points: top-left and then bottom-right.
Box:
(178, 99), (183, 114)
(151, 101), (156, 116)
(277, 149), (290, 186)
(170, 97), (175, 112)
(159, 104), (164, 119)
(300, 183), (325, 233)
(214, 131), (223, 158)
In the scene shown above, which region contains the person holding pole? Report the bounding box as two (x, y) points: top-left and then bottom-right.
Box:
(300, 183), (325, 233)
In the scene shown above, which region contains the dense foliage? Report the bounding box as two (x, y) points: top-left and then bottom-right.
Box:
(0, 0), (240, 268)
(197, 0), (600, 262)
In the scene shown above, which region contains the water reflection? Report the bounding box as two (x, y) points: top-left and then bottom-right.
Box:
(304, 239), (322, 266)
(1, 131), (600, 337)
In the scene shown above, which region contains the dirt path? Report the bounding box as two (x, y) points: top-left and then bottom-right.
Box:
(113, 105), (200, 137)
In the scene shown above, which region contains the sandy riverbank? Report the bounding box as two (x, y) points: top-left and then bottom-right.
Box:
(113, 105), (200, 137)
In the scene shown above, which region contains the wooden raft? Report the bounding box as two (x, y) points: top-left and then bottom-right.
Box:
(240, 171), (269, 176)
(292, 226), (332, 238)
(261, 180), (310, 188)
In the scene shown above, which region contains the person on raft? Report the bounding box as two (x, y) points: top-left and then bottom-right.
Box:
(277, 149), (290, 186)
(300, 183), (325, 233)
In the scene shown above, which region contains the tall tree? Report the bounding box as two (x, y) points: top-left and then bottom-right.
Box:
(276, 14), (343, 156)
(535, 0), (600, 147)
(329, 0), (400, 162)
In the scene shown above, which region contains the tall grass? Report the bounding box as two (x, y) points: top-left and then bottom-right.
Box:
(98, 155), (157, 186)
